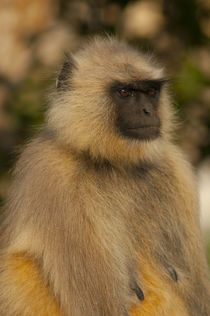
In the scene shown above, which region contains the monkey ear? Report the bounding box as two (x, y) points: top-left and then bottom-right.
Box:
(56, 54), (77, 91)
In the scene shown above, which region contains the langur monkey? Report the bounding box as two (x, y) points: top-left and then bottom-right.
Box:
(0, 37), (210, 316)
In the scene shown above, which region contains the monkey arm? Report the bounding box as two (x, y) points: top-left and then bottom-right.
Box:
(0, 225), (130, 316)
(40, 219), (130, 316)
(0, 138), (130, 316)
(0, 214), (128, 316)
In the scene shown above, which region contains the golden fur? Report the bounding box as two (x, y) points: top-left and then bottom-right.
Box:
(129, 259), (188, 316)
(0, 253), (62, 316)
(0, 37), (210, 315)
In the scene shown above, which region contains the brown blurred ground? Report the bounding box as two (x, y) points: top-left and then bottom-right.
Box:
(0, 0), (210, 258)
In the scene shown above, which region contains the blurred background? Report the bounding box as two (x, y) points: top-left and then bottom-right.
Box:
(0, 0), (210, 263)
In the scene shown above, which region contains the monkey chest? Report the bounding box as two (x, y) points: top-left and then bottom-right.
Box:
(123, 175), (190, 315)
(92, 167), (190, 266)
(87, 168), (192, 315)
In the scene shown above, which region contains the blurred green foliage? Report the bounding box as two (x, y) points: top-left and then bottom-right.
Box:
(174, 60), (206, 105)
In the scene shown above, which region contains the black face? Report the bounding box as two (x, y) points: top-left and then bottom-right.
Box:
(110, 79), (167, 141)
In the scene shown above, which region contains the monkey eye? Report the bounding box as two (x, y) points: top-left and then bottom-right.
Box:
(118, 88), (134, 97)
(146, 88), (158, 97)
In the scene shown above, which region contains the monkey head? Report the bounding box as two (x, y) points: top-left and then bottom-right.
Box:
(47, 38), (174, 166)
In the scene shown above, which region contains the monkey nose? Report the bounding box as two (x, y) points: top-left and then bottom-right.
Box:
(143, 108), (150, 115)
(142, 106), (151, 116)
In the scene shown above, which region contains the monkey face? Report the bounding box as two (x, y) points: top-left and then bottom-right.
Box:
(110, 79), (167, 141)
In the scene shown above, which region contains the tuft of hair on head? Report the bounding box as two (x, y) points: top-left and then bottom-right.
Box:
(47, 37), (175, 167)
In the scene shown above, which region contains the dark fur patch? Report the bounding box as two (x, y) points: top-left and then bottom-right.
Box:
(132, 283), (144, 301)
(56, 56), (76, 90)
(168, 265), (178, 282)
(109, 79), (169, 95)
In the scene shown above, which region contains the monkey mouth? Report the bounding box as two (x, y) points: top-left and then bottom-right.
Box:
(126, 125), (160, 130)
(122, 125), (161, 140)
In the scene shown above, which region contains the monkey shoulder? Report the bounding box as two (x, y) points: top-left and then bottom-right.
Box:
(15, 135), (78, 180)
(1, 135), (80, 245)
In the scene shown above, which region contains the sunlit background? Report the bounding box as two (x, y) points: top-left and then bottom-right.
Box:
(0, 0), (210, 264)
